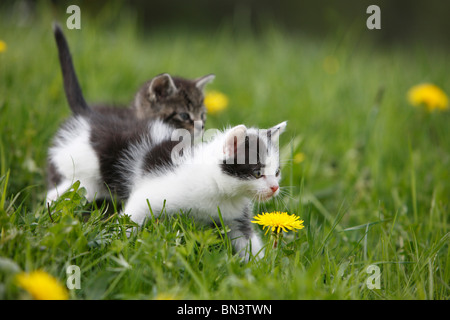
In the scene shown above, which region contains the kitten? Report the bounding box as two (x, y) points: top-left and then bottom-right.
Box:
(53, 23), (215, 134)
(122, 121), (287, 260)
(47, 88), (287, 260)
(130, 73), (215, 134)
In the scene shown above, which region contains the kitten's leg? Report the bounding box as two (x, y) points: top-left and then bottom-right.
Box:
(122, 188), (164, 234)
(46, 179), (102, 204)
(228, 217), (264, 262)
(46, 180), (73, 204)
(122, 200), (171, 238)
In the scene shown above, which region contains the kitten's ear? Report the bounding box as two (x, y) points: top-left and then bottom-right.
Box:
(269, 121), (287, 143)
(223, 125), (247, 158)
(195, 74), (215, 91)
(148, 73), (178, 101)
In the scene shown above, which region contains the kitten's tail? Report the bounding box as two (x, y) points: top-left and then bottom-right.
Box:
(53, 22), (90, 115)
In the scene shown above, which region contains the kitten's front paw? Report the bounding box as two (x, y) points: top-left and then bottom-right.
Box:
(248, 234), (265, 261)
(234, 233), (264, 262)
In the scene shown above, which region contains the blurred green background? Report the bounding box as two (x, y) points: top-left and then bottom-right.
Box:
(2, 0), (450, 45)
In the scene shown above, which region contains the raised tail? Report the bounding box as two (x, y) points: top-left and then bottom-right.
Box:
(53, 22), (90, 115)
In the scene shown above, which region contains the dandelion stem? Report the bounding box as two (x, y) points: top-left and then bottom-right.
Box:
(272, 231), (283, 249)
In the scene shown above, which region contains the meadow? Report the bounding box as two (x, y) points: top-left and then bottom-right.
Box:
(0, 4), (449, 300)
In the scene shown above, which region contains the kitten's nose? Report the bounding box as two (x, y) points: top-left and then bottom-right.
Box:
(270, 185), (279, 193)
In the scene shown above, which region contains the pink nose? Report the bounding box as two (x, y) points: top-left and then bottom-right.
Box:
(270, 185), (279, 193)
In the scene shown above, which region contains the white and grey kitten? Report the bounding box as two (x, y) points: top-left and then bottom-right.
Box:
(47, 103), (287, 259)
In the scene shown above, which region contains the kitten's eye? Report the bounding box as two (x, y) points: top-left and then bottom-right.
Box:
(179, 113), (191, 121)
(275, 168), (281, 177)
(252, 169), (262, 179)
(201, 112), (206, 121)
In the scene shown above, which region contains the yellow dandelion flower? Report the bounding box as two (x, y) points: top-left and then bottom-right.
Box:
(0, 40), (7, 53)
(293, 152), (305, 164)
(407, 83), (449, 112)
(16, 270), (69, 300)
(252, 211), (304, 235)
(204, 90), (229, 114)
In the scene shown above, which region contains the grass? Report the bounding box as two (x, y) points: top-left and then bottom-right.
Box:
(0, 4), (449, 300)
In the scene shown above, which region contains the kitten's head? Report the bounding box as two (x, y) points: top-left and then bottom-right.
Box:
(133, 73), (215, 134)
(220, 121), (287, 201)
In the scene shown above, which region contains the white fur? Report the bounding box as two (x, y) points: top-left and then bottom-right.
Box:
(123, 123), (286, 260)
(149, 120), (173, 144)
(47, 117), (106, 203)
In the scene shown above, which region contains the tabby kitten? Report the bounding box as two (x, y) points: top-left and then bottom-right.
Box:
(130, 73), (215, 134)
(53, 23), (214, 134)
